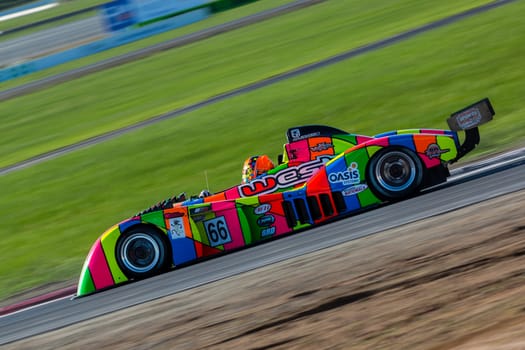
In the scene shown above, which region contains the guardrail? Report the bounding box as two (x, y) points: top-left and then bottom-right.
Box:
(0, 0), (269, 84)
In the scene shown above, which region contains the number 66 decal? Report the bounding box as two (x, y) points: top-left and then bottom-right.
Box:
(204, 216), (232, 247)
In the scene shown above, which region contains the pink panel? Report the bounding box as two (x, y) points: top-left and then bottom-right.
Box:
(224, 187), (241, 200)
(212, 201), (245, 249)
(373, 137), (390, 147)
(88, 239), (115, 290)
(356, 136), (374, 144)
(272, 214), (292, 236)
(286, 140), (310, 162)
(420, 155), (441, 168)
(421, 129), (445, 134)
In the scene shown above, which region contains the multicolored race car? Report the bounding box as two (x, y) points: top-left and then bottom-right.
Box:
(77, 98), (495, 296)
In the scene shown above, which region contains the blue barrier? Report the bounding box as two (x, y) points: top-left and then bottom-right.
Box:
(0, 8), (210, 83)
(0, 0), (56, 18)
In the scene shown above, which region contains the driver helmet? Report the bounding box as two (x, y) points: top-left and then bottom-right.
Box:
(242, 155), (275, 184)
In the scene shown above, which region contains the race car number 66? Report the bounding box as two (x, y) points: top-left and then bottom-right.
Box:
(204, 216), (232, 247)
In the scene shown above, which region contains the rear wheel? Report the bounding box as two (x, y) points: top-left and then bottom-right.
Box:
(116, 226), (169, 279)
(367, 147), (424, 201)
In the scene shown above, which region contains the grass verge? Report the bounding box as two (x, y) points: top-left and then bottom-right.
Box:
(0, 0), (493, 168)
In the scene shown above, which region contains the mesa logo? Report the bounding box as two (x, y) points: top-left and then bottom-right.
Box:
(239, 156), (331, 197)
(425, 143), (450, 159)
(328, 162), (360, 185)
(456, 108), (482, 130)
(342, 184), (368, 196)
(310, 142), (334, 152)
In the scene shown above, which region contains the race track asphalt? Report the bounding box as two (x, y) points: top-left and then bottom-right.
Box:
(0, 155), (524, 345)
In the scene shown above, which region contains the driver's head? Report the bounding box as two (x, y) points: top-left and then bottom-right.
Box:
(242, 155), (275, 184)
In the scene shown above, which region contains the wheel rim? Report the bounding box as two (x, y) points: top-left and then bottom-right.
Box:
(374, 151), (417, 192)
(120, 233), (161, 274)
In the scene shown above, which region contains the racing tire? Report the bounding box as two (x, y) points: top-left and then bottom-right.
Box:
(367, 147), (424, 201)
(116, 226), (170, 279)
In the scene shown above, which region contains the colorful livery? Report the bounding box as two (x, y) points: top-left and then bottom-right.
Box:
(77, 98), (495, 296)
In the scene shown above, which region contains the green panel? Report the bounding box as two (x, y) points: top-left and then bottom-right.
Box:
(293, 222), (311, 231)
(100, 227), (128, 284)
(141, 211), (166, 228)
(236, 207), (253, 245)
(77, 267), (95, 297)
(333, 136), (357, 154)
(358, 188), (381, 207)
(436, 136), (458, 161)
(366, 145), (383, 158)
(396, 129), (420, 135)
(235, 196), (260, 206)
(189, 217), (213, 245)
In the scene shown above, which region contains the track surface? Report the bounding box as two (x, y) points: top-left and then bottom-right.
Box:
(1, 158), (524, 345)
(0, 16), (104, 67)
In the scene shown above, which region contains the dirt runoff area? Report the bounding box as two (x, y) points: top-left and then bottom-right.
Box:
(6, 190), (525, 350)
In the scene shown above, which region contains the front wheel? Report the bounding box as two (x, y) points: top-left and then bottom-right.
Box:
(116, 226), (169, 279)
(367, 147), (424, 201)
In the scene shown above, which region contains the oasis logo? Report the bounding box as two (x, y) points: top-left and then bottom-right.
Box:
(425, 143), (450, 159)
(239, 156), (331, 197)
(342, 184), (368, 196)
(254, 204), (272, 215)
(257, 215), (275, 227)
(328, 162), (360, 185)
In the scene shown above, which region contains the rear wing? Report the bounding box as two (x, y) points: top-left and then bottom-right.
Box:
(447, 98), (495, 131)
(447, 98), (495, 163)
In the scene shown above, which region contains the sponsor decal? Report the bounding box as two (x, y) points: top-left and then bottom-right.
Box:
(455, 108), (482, 130)
(204, 216), (232, 247)
(190, 206), (210, 215)
(192, 214), (206, 222)
(310, 142), (334, 152)
(290, 128), (301, 139)
(328, 162), (360, 185)
(168, 217), (186, 239)
(254, 203), (272, 215)
(290, 128), (321, 141)
(425, 143), (450, 159)
(261, 227), (276, 237)
(239, 156), (331, 197)
(341, 184), (368, 196)
(257, 215), (275, 227)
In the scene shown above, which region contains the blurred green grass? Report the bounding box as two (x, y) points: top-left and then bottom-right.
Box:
(0, 0), (492, 169)
(1, 0), (525, 301)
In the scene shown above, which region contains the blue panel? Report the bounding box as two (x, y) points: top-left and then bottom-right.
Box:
(373, 131), (397, 138)
(388, 135), (416, 151)
(343, 192), (361, 212)
(282, 188), (312, 224)
(118, 219), (141, 232)
(172, 237), (197, 265)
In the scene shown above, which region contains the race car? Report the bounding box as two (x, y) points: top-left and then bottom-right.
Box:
(77, 98), (494, 296)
